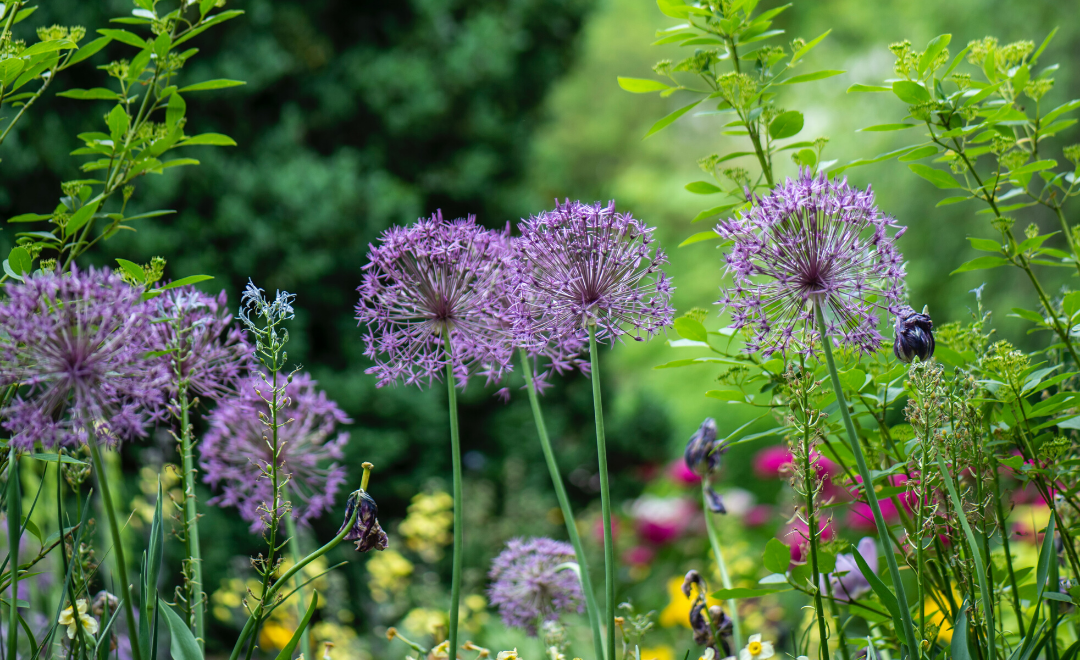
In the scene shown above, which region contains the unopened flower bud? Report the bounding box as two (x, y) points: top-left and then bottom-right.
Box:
(704, 486), (726, 514)
(338, 488), (389, 552)
(893, 307), (935, 364)
(684, 418), (720, 476)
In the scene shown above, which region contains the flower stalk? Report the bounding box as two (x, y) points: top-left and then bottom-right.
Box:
(446, 360), (465, 660)
(701, 482), (742, 651)
(177, 385), (206, 649)
(587, 324), (616, 660)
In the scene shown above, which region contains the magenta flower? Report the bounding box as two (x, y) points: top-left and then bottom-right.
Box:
(148, 286), (253, 401)
(355, 211), (514, 388)
(199, 371), (350, 531)
(514, 200), (674, 347)
(0, 268), (165, 449)
(488, 537), (584, 636)
(715, 169), (907, 358)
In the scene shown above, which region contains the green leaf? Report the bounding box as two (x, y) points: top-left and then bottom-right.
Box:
(850, 544), (908, 647)
(65, 200), (101, 238)
(27, 453), (87, 466)
(936, 196), (972, 207)
(115, 258), (146, 283)
(7, 247), (30, 275)
(177, 78), (247, 93)
(107, 104), (129, 144)
(705, 390), (746, 402)
(679, 231), (721, 247)
(777, 69), (844, 85)
(617, 77), (670, 93)
(898, 145), (937, 161)
(950, 603), (972, 660)
(65, 35), (111, 67)
(918, 34), (951, 76)
(1041, 99), (1079, 125)
(768, 110), (803, 139)
(644, 100), (701, 139)
(692, 203), (740, 223)
(274, 592), (318, 660)
(57, 88), (122, 100)
(96, 28), (147, 49)
(831, 145), (920, 175)
(840, 368), (865, 392)
(685, 181), (722, 194)
(161, 274), (213, 289)
(1009, 159), (1056, 176)
(793, 148), (816, 167)
(674, 317), (708, 342)
(847, 83), (890, 93)
(177, 133), (237, 147)
(950, 256), (1010, 275)
(159, 599), (204, 660)
(857, 123), (917, 132)
(892, 80), (931, 104)
(763, 538), (789, 574)
(712, 586), (791, 599)
(18, 39), (77, 59)
(908, 163), (962, 189)
(790, 30), (830, 65)
(166, 93), (186, 129)
(656, 0), (690, 18)
(967, 237), (1002, 252)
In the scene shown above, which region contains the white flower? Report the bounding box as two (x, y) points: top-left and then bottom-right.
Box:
(497, 650), (520, 660)
(739, 635), (774, 660)
(699, 649), (716, 660)
(58, 599), (98, 639)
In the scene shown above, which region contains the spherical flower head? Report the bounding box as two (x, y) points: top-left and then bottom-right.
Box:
(715, 169), (906, 358)
(0, 267), (165, 449)
(199, 371), (351, 531)
(514, 200), (675, 347)
(148, 286), (254, 401)
(355, 211), (513, 389)
(488, 537), (584, 636)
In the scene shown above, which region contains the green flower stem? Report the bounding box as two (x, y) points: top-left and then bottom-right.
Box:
(991, 457), (1024, 636)
(587, 324), (616, 660)
(701, 482), (742, 651)
(445, 361), (464, 660)
(7, 454), (18, 660)
(519, 350), (605, 660)
(284, 504), (309, 657)
(178, 387), (206, 649)
(813, 305), (919, 658)
(87, 433), (144, 660)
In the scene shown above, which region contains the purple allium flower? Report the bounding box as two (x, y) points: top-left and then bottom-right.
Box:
(355, 211), (513, 388)
(821, 536), (877, 601)
(715, 169), (906, 358)
(514, 200), (675, 347)
(0, 267), (165, 449)
(488, 537), (584, 636)
(199, 371), (351, 531)
(893, 306), (934, 363)
(148, 286), (253, 401)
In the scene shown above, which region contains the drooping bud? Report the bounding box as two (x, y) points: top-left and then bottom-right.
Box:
(338, 489), (389, 553)
(684, 418), (720, 476)
(704, 486), (726, 514)
(893, 307), (934, 364)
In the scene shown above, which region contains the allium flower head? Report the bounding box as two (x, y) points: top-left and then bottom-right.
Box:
(514, 200), (675, 347)
(355, 211), (513, 388)
(0, 267), (165, 449)
(715, 169), (906, 357)
(200, 371), (350, 530)
(149, 286), (253, 401)
(488, 537), (584, 636)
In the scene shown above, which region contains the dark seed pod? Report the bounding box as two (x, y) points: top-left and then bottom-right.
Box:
(893, 307), (934, 363)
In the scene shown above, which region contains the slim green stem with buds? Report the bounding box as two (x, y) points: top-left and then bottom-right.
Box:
(587, 324), (616, 660)
(813, 304), (919, 658)
(445, 361), (464, 660)
(701, 482), (742, 651)
(177, 385), (206, 649)
(519, 350), (605, 660)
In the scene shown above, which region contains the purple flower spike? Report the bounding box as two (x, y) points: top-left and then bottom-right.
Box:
(148, 286), (254, 401)
(715, 169), (907, 358)
(0, 268), (166, 449)
(355, 211), (514, 389)
(199, 371), (351, 531)
(488, 537), (584, 636)
(514, 200), (675, 347)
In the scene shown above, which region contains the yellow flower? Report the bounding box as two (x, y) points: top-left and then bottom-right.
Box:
(400, 491), (454, 562)
(367, 549), (414, 602)
(659, 576), (721, 628)
(739, 634), (774, 660)
(58, 599), (98, 639)
(403, 607), (448, 638)
(640, 645), (675, 660)
(260, 621), (295, 650)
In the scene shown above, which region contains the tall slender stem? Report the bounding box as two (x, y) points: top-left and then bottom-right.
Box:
(587, 324), (616, 660)
(284, 505), (309, 657)
(445, 361), (464, 659)
(178, 387), (205, 649)
(87, 434), (144, 660)
(519, 350), (605, 660)
(813, 305), (919, 658)
(6, 454), (18, 660)
(702, 482), (742, 651)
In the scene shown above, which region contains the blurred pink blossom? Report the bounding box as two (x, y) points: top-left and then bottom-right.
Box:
(669, 458), (702, 485)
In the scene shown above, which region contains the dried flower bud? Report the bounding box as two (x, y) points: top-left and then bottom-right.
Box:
(893, 307), (934, 364)
(684, 418), (720, 476)
(339, 489), (389, 552)
(704, 486), (726, 514)
(91, 590), (119, 616)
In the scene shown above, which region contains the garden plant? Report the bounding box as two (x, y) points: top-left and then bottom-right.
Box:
(0, 1), (1078, 660)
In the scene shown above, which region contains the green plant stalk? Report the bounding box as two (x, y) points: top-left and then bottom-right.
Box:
(990, 459), (1024, 636)
(1050, 204), (1080, 278)
(587, 324), (616, 660)
(813, 305), (919, 657)
(519, 350), (605, 660)
(701, 482), (742, 651)
(7, 453), (18, 660)
(284, 506), (309, 657)
(800, 429), (831, 660)
(87, 433), (143, 660)
(821, 575), (852, 660)
(445, 361), (464, 660)
(934, 451), (995, 660)
(177, 386), (206, 649)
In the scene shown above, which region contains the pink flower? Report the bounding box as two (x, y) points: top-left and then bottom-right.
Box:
(623, 545), (655, 566)
(630, 495), (695, 545)
(669, 459), (702, 485)
(753, 446), (792, 479)
(781, 517), (835, 563)
(744, 504), (773, 528)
